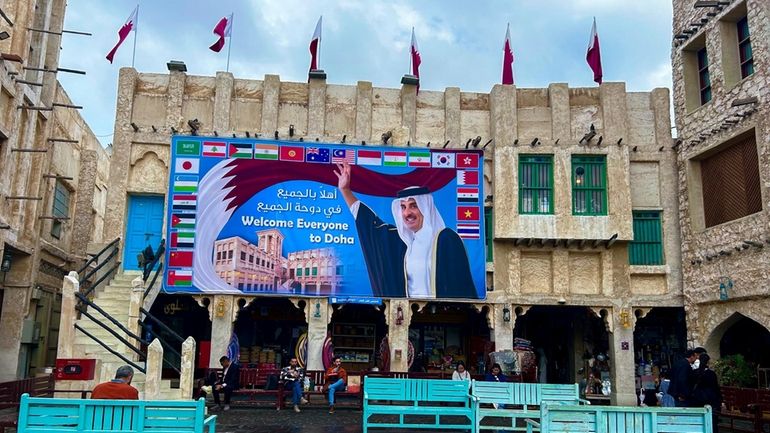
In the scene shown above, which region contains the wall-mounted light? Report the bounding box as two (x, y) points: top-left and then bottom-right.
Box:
(1, 252), (12, 272)
(313, 301), (322, 318)
(395, 305), (404, 325)
(620, 309), (631, 329)
(215, 299), (226, 318)
(574, 166), (585, 185)
(502, 306), (511, 323)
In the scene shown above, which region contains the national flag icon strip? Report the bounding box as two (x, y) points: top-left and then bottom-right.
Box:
(168, 250), (193, 268)
(254, 144), (279, 160)
(167, 269), (193, 287)
(456, 152), (480, 168)
(457, 206), (480, 221)
(432, 152), (455, 168)
(306, 147), (330, 163)
(384, 151), (407, 167)
(229, 142), (253, 159)
(457, 170), (479, 186)
(172, 194), (197, 207)
(171, 213), (196, 229)
(280, 145), (305, 162)
(175, 157), (199, 174)
(176, 140), (200, 156)
(202, 141), (227, 157)
(408, 151), (431, 167)
(457, 223), (480, 239)
(457, 187), (479, 202)
(171, 231), (195, 248)
(357, 150), (382, 166)
(173, 175), (198, 193)
(331, 148), (355, 164)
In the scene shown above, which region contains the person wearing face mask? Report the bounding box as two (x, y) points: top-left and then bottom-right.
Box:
(690, 354), (721, 425)
(335, 161), (476, 299)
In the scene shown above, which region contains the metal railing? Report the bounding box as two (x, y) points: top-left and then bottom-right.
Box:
(78, 237), (121, 298)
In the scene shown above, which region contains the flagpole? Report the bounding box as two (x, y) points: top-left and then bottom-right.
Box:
(226, 13), (233, 72)
(131, 3), (139, 68)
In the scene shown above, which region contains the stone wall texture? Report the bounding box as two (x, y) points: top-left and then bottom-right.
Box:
(671, 0), (770, 346)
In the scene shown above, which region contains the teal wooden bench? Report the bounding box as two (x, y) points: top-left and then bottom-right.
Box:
(472, 381), (587, 432)
(525, 404), (712, 433)
(17, 393), (216, 433)
(363, 377), (474, 432)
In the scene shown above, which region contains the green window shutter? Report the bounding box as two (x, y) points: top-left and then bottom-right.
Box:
(519, 155), (554, 214)
(51, 181), (71, 239)
(629, 211), (664, 265)
(572, 155), (607, 215)
(297, 268), (303, 277)
(312, 267), (318, 276)
(484, 207), (493, 263)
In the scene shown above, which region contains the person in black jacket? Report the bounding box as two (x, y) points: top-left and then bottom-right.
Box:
(668, 349), (698, 407)
(690, 354), (721, 427)
(212, 356), (240, 411)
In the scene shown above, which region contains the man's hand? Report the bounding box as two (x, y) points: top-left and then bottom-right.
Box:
(334, 161), (357, 207)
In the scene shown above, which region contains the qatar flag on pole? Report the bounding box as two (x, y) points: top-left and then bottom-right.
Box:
(209, 13), (233, 53)
(105, 6), (138, 63)
(309, 16), (322, 71)
(586, 17), (603, 84)
(502, 23), (515, 85)
(410, 28), (422, 91)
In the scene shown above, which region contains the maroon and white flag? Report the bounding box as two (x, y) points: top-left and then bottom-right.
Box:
(586, 17), (603, 84)
(309, 16), (322, 70)
(105, 6), (138, 63)
(209, 13), (233, 53)
(410, 28), (422, 91)
(502, 23), (515, 85)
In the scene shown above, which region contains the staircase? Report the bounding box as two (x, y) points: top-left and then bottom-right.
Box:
(73, 271), (181, 400)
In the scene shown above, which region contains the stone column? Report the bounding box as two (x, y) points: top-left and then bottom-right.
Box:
(70, 150), (97, 256)
(208, 295), (235, 368)
(354, 81), (373, 143)
(548, 83), (570, 140)
(213, 71), (234, 134)
(127, 276), (144, 356)
(385, 299), (411, 372)
(401, 83), (417, 144)
(56, 271), (79, 359)
(165, 69), (187, 132)
(599, 82), (628, 141)
(491, 304), (513, 352)
(180, 337), (196, 400)
(260, 75), (281, 135)
(306, 298), (329, 370)
(444, 87), (461, 147)
(490, 84), (517, 147)
(103, 68), (138, 242)
(307, 77), (327, 139)
(608, 307), (637, 406)
(145, 339), (163, 400)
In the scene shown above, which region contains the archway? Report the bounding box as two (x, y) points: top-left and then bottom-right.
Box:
(328, 304), (386, 373)
(715, 313), (770, 368)
(232, 298), (306, 368)
(408, 303), (491, 375)
(147, 294), (211, 376)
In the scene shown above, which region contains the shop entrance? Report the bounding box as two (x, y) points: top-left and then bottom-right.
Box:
(146, 294), (211, 375)
(514, 306), (608, 385)
(633, 307), (687, 389)
(408, 303), (491, 375)
(233, 298), (307, 369)
(329, 304), (386, 373)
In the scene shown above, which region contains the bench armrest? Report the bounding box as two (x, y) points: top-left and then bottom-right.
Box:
(578, 398), (592, 405)
(524, 418), (540, 428)
(203, 415), (217, 433)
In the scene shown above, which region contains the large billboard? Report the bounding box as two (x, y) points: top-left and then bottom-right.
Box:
(163, 136), (486, 300)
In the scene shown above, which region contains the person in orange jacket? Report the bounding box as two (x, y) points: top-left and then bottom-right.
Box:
(325, 356), (347, 414)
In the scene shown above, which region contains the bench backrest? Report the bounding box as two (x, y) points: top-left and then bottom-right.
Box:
(472, 381), (580, 406)
(18, 394), (209, 433)
(541, 404), (712, 433)
(364, 377), (470, 404)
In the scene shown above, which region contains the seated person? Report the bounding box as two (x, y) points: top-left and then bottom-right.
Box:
(325, 357), (347, 414)
(280, 358), (306, 412)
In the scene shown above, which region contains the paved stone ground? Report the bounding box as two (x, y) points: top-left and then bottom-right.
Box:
(214, 406), (364, 433)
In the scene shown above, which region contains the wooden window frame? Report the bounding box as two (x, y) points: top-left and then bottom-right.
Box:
(630, 211), (664, 265)
(697, 48), (712, 104)
(518, 155), (554, 215)
(572, 155), (608, 216)
(737, 17), (754, 79)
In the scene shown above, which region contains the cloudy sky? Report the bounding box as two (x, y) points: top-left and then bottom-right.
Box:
(60, 0), (674, 145)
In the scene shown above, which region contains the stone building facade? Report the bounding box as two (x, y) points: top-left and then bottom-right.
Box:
(0, 0), (109, 380)
(671, 0), (770, 361)
(104, 64), (680, 404)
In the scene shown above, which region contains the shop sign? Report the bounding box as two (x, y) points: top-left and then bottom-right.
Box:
(163, 137), (487, 300)
(329, 296), (382, 305)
